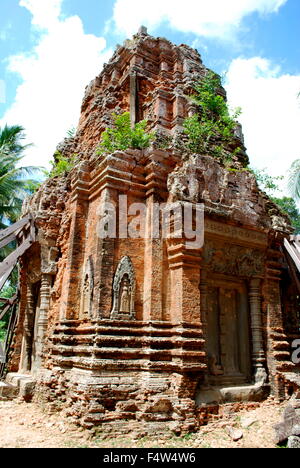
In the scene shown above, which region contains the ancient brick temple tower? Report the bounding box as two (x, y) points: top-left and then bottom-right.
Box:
(6, 28), (300, 433)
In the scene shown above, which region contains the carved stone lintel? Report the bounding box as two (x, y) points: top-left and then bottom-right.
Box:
(111, 256), (136, 320)
(204, 241), (265, 277)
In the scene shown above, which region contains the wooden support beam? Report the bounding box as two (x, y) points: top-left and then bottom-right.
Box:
(0, 260), (17, 291)
(0, 294), (17, 322)
(0, 214), (31, 240)
(0, 298), (9, 303)
(0, 303), (10, 321)
(0, 236), (34, 278)
(284, 238), (300, 274)
(283, 247), (300, 295)
(0, 232), (16, 249)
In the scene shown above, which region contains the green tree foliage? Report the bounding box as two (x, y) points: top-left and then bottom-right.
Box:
(97, 112), (154, 155)
(251, 167), (300, 234)
(183, 71), (242, 160)
(46, 151), (79, 178)
(272, 197), (300, 234)
(250, 167), (284, 193)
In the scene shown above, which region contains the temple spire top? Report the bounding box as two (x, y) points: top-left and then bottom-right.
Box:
(137, 25), (148, 36)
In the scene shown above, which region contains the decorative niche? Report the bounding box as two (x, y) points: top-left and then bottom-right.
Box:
(111, 256), (136, 320)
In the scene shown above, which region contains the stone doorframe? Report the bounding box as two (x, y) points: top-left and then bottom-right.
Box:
(201, 225), (269, 387)
(200, 271), (267, 387)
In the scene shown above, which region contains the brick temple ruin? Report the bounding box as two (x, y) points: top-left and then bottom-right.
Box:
(1, 28), (300, 434)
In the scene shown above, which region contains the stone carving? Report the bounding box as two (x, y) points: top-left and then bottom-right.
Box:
(204, 240), (265, 277)
(208, 355), (224, 376)
(120, 277), (131, 313)
(80, 257), (94, 318)
(168, 162), (199, 202)
(111, 256), (136, 320)
(205, 220), (267, 246)
(274, 405), (300, 445)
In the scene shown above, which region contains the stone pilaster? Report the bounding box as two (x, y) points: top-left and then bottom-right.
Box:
(167, 239), (202, 324)
(142, 150), (172, 321)
(93, 187), (117, 320)
(199, 269), (209, 370)
(143, 197), (164, 321)
(60, 163), (90, 320)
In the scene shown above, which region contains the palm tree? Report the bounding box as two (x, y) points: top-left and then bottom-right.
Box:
(0, 124), (39, 338)
(0, 124), (37, 229)
(288, 159), (300, 201)
(0, 124), (40, 266)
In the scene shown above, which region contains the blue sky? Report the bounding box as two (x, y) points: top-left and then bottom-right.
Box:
(0, 0), (299, 194)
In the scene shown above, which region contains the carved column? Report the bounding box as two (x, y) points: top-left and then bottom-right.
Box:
(249, 278), (267, 384)
(34, 273), (51, 370)
(23, 283), (35, 371)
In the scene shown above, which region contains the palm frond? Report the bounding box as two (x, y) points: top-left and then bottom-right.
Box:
(0, 124), (39, 224)
(288, 159), (300, 200)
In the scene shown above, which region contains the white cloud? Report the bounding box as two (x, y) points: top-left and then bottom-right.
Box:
(1, 0), (110, 168)
(19, 0), (62, 30)
(113, 0), (287, 39)
(225, 57), (300, 193)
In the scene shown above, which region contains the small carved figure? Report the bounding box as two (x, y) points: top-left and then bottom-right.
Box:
(120, 277), (130, 313)
(111, 256), (136, 319)
(82, 274), (90, 316)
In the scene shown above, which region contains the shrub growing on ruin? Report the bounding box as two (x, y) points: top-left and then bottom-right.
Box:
(48, 151), (79, 178)
(183, 71), (242, 162)
(97, 112), (154, 154)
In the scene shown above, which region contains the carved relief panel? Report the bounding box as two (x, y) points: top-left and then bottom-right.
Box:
(111, 256), (136, 320)
(204, 240), (265, 278)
